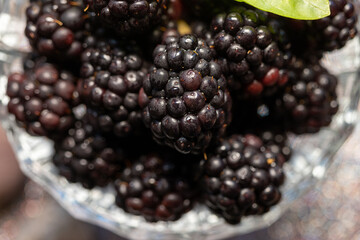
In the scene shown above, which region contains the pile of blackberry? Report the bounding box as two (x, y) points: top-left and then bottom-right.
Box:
(6, 0), (358, 225)
(79, 38), (147, 137)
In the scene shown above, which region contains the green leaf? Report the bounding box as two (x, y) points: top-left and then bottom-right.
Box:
(237, 0), (330, 20)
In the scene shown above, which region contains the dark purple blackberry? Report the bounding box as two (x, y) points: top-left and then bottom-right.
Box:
(202, 134), (285, 224)
(283, 0), (358, 56)
(277, 60), (339, 134)
(142, 34), (232, 154)
(25, 0), (88, 61)
(79, 39), (147, 138)
(114, 150), (199, 222)
(210, 9), (291, 97)
(6, 63), (78, 137)
(83, 0), (168, 36)
(53, 121), (123, 189)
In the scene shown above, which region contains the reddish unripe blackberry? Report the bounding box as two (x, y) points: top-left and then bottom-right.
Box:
(79, 39), (147, 138)
(25, 0), (88, 60)
(142, 34), (232, 154)
(202, 134), (285, 224)
(7, 63), (78, 137)
(83, 0), (168, 36)
(114, 150), (199, 222)
(210, 8), (291, 97)
(53, 121), (123, 189)
(278, 60), (339, 134)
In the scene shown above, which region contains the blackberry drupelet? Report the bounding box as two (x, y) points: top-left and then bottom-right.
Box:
(79, 39), (147, 138)
(278, 60), (339, 134)
(142, 34), (232, 154)
(25, 0), (88, 61)
(284, 0), (358, 56)
(202, 134), (285, 224)
(53, 121), (123, 189)
(114, 150), (199, 222)
(7, 63), (78, 137)
(83, 0), (168, 36)
(210, 9), (291, 97)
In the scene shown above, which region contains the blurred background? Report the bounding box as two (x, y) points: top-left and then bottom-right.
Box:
(0, 120), (359, 240)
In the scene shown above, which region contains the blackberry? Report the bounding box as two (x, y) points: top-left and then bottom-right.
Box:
(210, 9), (291, 97)
(142, 34), (232, 154)
(79, 39), (147, 138)
(6, 62), (78, 137)
(284, 0), (358, 56)
(83, 0), (168, 36)
(277, 60), (339, 134)
(202, 134), (285, 224)
(53, 121), (123, 189)
(25, 0), (88, 61)
(114, 150), (199, 222)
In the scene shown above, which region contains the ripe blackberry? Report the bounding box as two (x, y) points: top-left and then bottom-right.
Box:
(114, 150), (199, 222)
(53, 121), (123, 189)
(25, 0), (88, 61)
(79, 39), (147, 138)
(277, 60), (339, 134)
(210, 9), (291, 97)
(6, 62), (78, 137)
(83, 0), (168, 36)
(142, 34), (232, 154)
(284, 0), (358, 56)
(203, 134), (285, 224)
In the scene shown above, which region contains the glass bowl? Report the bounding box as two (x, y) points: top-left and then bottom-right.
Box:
(0, 2), (360, 239)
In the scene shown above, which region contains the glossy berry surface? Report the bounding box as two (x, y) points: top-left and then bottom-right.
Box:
(209, 8), (290, 97)
(83, 0), (168, 35)
(53, 121), (123, 189)
(25, 0), (87, 61)
(79, 39), (147, 138)
(114, 151), (199, 222)
(7, 62), (78, 137)
(202, 134), (285, 224)
(142, 34), (232, 154)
